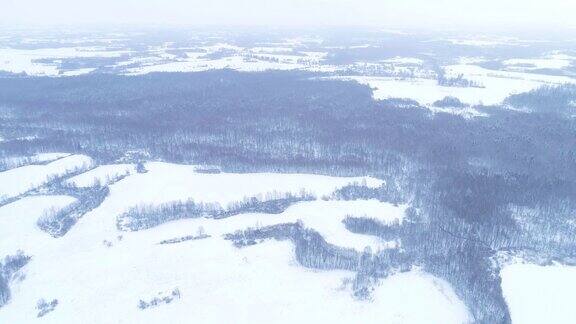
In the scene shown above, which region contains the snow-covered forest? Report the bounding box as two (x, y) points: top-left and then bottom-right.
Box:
(1, 27), (576, 323)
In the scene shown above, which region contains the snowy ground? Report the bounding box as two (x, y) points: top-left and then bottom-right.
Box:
(124, 48), (336, 74)
(502, 54), (575, 72)
(0, 157), (472, 323)
(64, 164), (135, 187)
(343, 65), (575, 107)
(501, 263), (576, 324)
(0, 154), (93, 202)
(0, 195), (77, 257)
(0, 153), (71, 170)
(0, 47), (127, 76)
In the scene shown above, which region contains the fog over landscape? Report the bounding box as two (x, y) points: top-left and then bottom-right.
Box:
(3, 0), (576, 29)
(1, 1), (576, 324)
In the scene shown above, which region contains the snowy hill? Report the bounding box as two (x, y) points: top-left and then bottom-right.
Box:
(0, 157), (473, 323)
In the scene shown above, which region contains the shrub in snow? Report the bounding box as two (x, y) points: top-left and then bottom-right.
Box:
(36, 299), (58, 318)
(433, 96), (467, 108)
(136, 161), (147, 174)
(138, 289), (181, 310)
(159, 227), (210, 245)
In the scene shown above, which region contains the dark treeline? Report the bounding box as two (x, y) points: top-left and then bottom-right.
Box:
(504, 84), (576, 115)
(1, 71), (576, 322)
(118, 191), (314, 231)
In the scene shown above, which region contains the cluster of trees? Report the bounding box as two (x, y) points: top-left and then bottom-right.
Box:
(36, 298), (58, 318)
(118, 200), (221, 232)
(226, 222), (360, 271)
(37, 185), (110, 237)
(138, 289), (181, 310)
(437, 72), (484, 88)
(118, 191), (314, 232)
(225, 221), (410, 301)
(504, 84), (576, 115)
(0, 251), (31, 308)
(432, 96), (467, 108)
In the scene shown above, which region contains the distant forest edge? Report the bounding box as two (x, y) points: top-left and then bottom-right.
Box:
(0, 71), (574, 175)
(1, 71), (576, 322)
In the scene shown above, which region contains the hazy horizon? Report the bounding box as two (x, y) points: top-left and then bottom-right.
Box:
(2, 0), (576, 31)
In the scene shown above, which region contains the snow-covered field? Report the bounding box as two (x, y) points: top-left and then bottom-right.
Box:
(125, 49), (335, 74)
(0, 47), (127, 76)
(0, 157), (472, 323)
(0, 195), (77, 257)
(0, 153), (71, 170)
(501, 263), (576, 324)
(0, 154), (93, 202)
(502, 54), (575, 71)
(64, 164), (135, 187)
(343, 64), (575, 107)
(108, 161), (382, 209)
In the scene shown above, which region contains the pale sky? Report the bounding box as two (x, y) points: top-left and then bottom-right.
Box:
(1, 0), (576, 30)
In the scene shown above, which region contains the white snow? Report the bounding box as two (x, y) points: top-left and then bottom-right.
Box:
(104, 161), (383, 211)
(457, 57), (488, 64)
(126, 55), (336, 74)
(0, 159), (471, 323)
(0, 47), (126, 76)
(341, 63), (576, 106)
(445, 36), (525, 47)
(251, 46), (294, 54)
(280, 200), (406, 251)
(64, 164), (135, 187)
(0, 154), (93, 201)
(0, 235), (470, 324)
(0, 153), (71, 170)
(380, 57), (423, 65)
(124, 45), (335, 74)
(370, 270), (471, 323)
(129, 199), (406, 252)
(126, 55), (300, 74)
(503, 54), (574, 71)
(501, 263), (576, 324)
(32, 153), (72, 162)
(449, 39), (506, 46)
(445, 64), (574, 87)
(340, 76), (485, 105)
(60, 68), (96, 76)
(0, 195), (77, 256)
